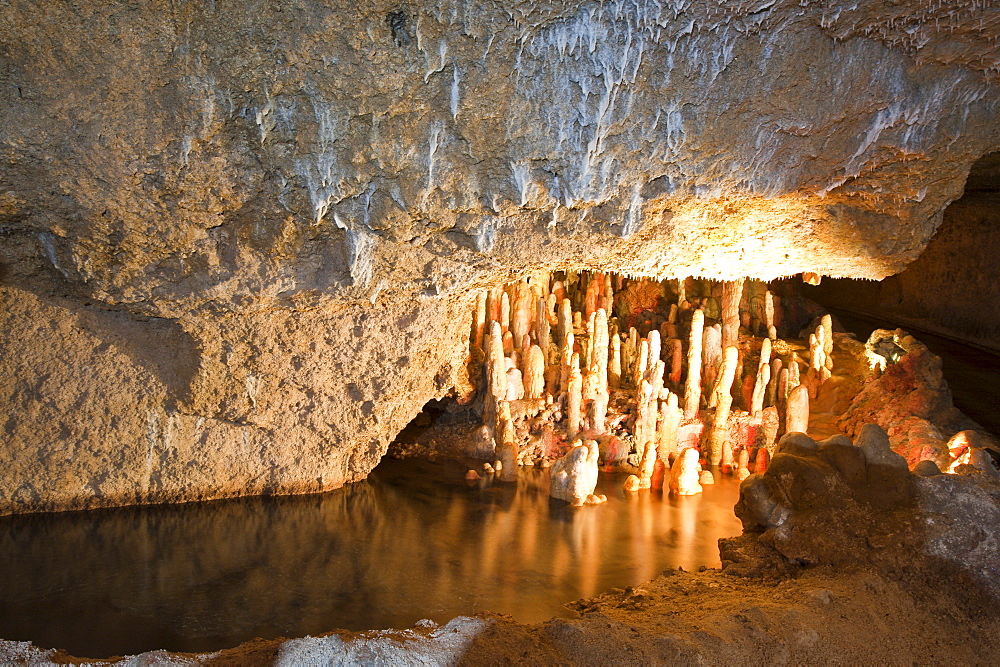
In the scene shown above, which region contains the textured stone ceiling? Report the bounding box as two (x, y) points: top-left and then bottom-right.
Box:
(1, 1), (999, 514)
(1, 0), (998, 316)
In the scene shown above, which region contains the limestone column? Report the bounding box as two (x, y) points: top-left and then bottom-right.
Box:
(721, 279), (744, 350)
(683, 309), (705, 420)
(707, 346), (738, 466)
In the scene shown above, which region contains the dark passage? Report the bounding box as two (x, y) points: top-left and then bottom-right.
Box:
(0, 459), (740, 659)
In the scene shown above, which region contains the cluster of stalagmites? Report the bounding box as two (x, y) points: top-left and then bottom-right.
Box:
(462, 271), (839, 506)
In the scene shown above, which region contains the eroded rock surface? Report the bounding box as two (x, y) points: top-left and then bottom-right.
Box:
(723, 429), (1000, 604)
(1, 0), (999, 512)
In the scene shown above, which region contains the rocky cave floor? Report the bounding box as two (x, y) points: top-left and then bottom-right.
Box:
(8, 566), (999, 665)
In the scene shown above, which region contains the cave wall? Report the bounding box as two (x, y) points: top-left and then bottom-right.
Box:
(1, 0), (999, 513)
(0, 284), (471, 514)
(807, 156), (1000, 350)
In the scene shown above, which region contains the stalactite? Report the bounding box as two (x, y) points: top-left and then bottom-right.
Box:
(683, 309), (704, 420)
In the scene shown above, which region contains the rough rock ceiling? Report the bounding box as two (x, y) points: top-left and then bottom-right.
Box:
(0, 0), (998, 317)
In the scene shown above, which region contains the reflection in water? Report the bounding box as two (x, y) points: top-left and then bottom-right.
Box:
(0, 459), (741, 658)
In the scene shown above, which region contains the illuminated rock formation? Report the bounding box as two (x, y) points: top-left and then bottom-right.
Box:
(669, 448), (703, 496)
(549, 440), (601, 506)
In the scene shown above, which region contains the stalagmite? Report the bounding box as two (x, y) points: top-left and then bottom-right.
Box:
(635, 378), (655, 451)
(656, 390), (681, 460)
(707, 346), (739, 466)
(668, 447), (703, 496)
(764, 290), (776, 340)
(638, 438), (657, 488)
(505, 367), (525, 401)
(549, 440), (603, 506)
(502, 330), (514, 355)
(683, 309), (705, 420)
(761, 406), (780, 452)
(787, 359), (800, 396)
(511, 284), (533, 350)
(500, 292), (510, 334)
(486, 322), (507, 424)
(821, 313), (834, 371)
(473, 291), (487, 350)
(589, 393), (608, 435)
(786, 384), (810, 434)
(702, 323), (722, 395)
(668, 339), (683, 386)
(590, 309), (609, 396)
(567, 359), (583, 439)
(777, 367), (789, 409)
(609, 334), (622, 390)
(759, 337), (772, 370)
(698, 470), (715, 485)
(523, 345), (546, 399)
(583, 311), (596, 368)
(750, 362), (771, 416)
(559, 333), (575, 394)
(584, 276), (601, 320)
(622, 474), (641, 492)
(647, 329), (661, 371)
(634, 339), (649, 390)
(721, 279), (744, 350)
(552, 281), (566, 303)
(559, 298), (573, 348)
(535, 296), (550, 351)
(499, 441), (519, 482)
(736, 449), (751, 481)
(754, 448), (770, 474)
(767, 358), (783, 408)
(809, 333), (823, 384)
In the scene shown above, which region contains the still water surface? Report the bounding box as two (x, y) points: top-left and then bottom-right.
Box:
(0, 458), (741, 658)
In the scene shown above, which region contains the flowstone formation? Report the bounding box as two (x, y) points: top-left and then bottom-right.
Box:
(1, 0), (999, 514)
